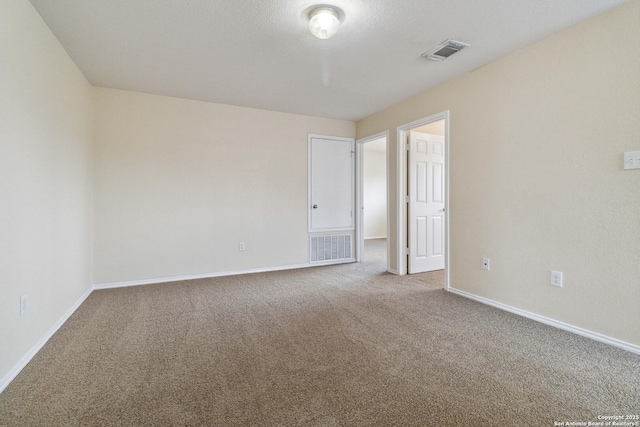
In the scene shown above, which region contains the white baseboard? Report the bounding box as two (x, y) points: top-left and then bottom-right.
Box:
(310, 258), (356, 267)
(0, 286), (93, 394)
(448, 287), (640, 355)
(93, 261), (355, 290)
(364, 236), (387, 240)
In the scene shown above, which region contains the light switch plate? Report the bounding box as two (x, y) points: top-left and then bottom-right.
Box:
(623, 150), (640, 170)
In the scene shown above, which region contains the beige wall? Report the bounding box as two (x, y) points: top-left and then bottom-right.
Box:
(0, 0), (94, 382)
(357, 0), (640, 345)
(413, 120), (445, 136)
(93, 88), (355, 284)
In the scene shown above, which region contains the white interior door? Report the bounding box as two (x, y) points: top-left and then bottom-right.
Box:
(408, 131), (445, 273)
(309, 135), (355, 232)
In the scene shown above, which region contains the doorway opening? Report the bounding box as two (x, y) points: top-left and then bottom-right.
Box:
(355, 131), (390, 272)
(397, 111), (450, 289)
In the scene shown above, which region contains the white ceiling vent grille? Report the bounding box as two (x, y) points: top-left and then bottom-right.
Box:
(310, 235), (352, 263)
(422, 39), (469, 62)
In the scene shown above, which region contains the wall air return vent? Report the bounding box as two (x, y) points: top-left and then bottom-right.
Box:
(310, 234), (352, 264)
(422, 39), (469, 62)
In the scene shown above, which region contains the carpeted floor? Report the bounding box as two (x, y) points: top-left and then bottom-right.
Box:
(1, 239), (638, 426)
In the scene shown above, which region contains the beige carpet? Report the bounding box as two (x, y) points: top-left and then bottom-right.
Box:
(1, 239), (638, 426)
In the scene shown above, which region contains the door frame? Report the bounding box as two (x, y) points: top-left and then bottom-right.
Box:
(355, 131), (390, 271)
(396, 111), (450, 289)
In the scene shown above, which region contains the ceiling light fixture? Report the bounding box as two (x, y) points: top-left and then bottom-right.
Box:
(308, 7), (341, 39)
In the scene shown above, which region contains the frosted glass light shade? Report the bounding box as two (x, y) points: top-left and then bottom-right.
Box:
(308, 7), (340, 39)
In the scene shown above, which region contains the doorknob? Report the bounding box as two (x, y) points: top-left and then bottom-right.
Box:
(313, 204), (318, 209)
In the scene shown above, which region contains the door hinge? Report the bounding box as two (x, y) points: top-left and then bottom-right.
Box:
(405, 247), (410, 255)
(405, 143), (410, 151)
(405, 196), (410, 203)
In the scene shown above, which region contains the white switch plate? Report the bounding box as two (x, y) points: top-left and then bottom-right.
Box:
(551, 271), (563, 288)
(482, 258), (490, 271)
(239, 241), (246, 251)
(624, 150), (640, 170)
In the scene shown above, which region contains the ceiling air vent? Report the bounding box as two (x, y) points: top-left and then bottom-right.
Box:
(422, 39), (469, 62)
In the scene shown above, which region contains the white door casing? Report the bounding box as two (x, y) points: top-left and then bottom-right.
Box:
(408, 131), (445, 273)
(308, 135), (355, 232)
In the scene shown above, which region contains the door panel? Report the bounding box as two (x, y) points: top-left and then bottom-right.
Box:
(408, 131), (445, 273)
(432, 215), (443, 256)
(417, 162), (427, 202)
(432, 163), (443, 203)
(416, 217), (427, 257)
(309, 136), (355, 232)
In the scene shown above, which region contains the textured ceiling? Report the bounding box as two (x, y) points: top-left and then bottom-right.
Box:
(29, 0), (628, 121)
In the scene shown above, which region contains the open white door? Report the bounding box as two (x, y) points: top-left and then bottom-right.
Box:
(408, 131), (445, 274)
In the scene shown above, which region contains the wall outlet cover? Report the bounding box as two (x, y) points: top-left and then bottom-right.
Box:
(551, 271), (563, 288)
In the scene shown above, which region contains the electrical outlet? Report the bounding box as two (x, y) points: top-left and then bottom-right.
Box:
(551, 271), (563, 288)
(623, 150), (640, 170)
(239, 241), (246, 251)
(482, 258), (490, 271)
(20, 294), (27, 316)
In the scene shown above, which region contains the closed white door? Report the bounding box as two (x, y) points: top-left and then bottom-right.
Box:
(408, 131), (445, 273)
(309, 135), (355, 232)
